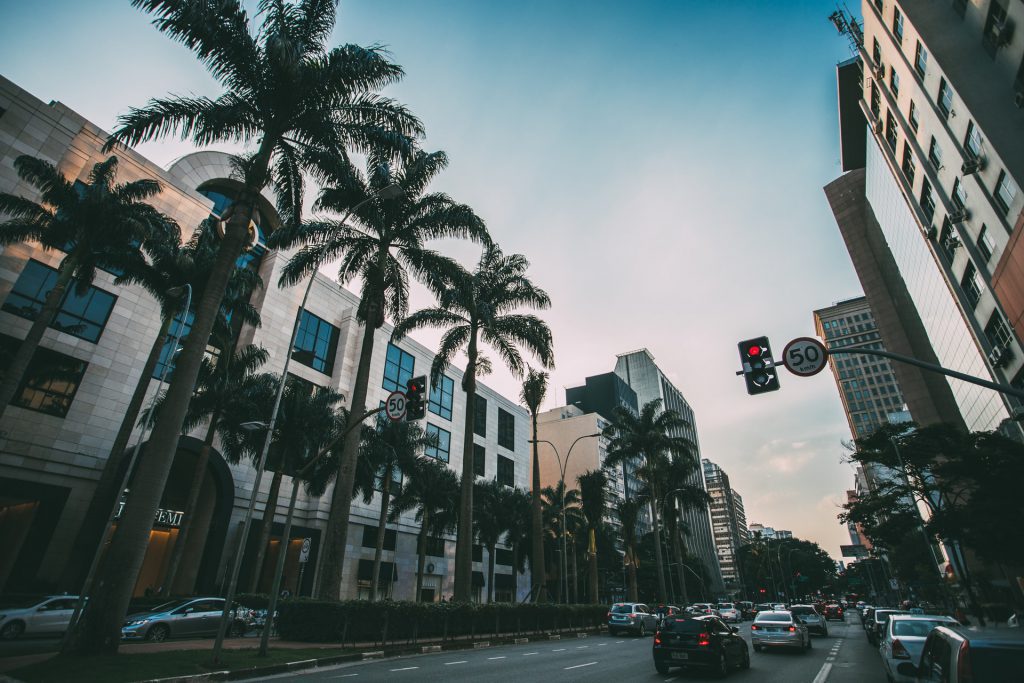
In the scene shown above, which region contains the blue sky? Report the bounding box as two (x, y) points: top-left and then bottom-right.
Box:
(0, 0), (865, 558)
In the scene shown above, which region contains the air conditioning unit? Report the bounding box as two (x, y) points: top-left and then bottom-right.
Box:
(961, 157), (985, 175)
(988, 345), (1013, 369)
(949, 209), (970, 224)
(926, 226), (938, 240)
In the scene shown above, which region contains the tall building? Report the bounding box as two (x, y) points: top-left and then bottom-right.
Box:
(0, 75), (531, 602)
(748, 523), (792, 541)
(613, 349), (724, 595)
(826, 1), (1024, 438)
(814, 296), (912, 438)
(702, 460), (748, 593)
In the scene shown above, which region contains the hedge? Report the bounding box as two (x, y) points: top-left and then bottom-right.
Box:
(275, 600), (608, 645)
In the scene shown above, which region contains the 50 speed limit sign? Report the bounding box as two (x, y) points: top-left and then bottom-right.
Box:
(385, 390), (407, 421)
(782, 337), (829, 377)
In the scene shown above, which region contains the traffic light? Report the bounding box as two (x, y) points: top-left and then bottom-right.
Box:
(738, 336), (780, 395)
(405, 375), (427, 420)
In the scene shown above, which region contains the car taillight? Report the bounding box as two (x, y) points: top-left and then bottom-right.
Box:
(788, 626), (796, 632)
(892, 639), (910, 660)
(750, 624), (759, 630)
(654, 632), (661, 645)
(698, 632), (710, 646)
(606, 612), (611, 619)
(629, 613), (637, 619)
(957, 641), (972, 682)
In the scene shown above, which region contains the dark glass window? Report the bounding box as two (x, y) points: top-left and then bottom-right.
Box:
(497, 454), (514, 487)
(960, 262), (982, 307)
(985, 311), (1013, 350)
(198, 187), (268, 272)
(472, 544), (483, 562)
(495, 547), (514, 566)
(0, 334), (88, 417)
(497, 408), (515, 450)
(872, 38), (882, 66)
(995, 171), (1017, 215)
(927, 137), (942, 170)
(937, 79), (953, 118)
(964, 121), (983, 159)
(428, 373), (454, 420)
(920, 179), (936, 222)
(884, 110), (898, 152)
(293, 309), (339, 375)
(914, 42), (927, 77)
(424, 536), (446, 558)
(890, 68), (900, 98)
(2, 260), (116, 343)
(382, 342), (415, 392)
(901, 144), (916, 186)
(982, 1), (1009, 58)
(361, 525), (397, 551)
(908, 101), (919, 133)
(474, 394), (487, 437)
(425, 423), (451, 463)
(473, 443), (486, 477)
(892, 7), (904, 42)
(870, 84), (881, 118)
(286, 372), (322, 397)
(872, 0), (882, 14)
(978, 225), (994, 261)
(951, 178), (967, 212)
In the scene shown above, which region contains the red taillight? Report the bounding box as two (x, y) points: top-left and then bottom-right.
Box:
(698, 632), (710, 646)
(654, 632), (662, 645)
(606, 612), (611, 619)
(957, 641), (972, 682)
(629, 613), (637, 619)
(750, 624), (759, 630)
(788, 626), (796, 632)
(892, 639), (911, 660)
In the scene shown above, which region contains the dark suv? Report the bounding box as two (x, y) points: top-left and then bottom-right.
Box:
(652, 615), (750, 677)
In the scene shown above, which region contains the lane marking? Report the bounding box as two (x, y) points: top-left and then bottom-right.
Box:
(597, 643), (607, 647)
(576, 645), (589, 649)
(553, 648), (566, 651)
(487, 656), (506, 660)
(523, 652), (539, 656)
(390, 667), (419, 672)
(615, 640), (625, 643)
(565, 661), (598, 670)
(330, 676), (359, 679)
(812, 662), (833, 683)
(444, 661), (467, 665)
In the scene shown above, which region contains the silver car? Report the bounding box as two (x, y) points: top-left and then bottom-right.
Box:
(607, 602), (659, 637)
(717, 603), (741, 623)
(121, 597), (248, 642)
(790, 604), (828, 636)
(751, 610), (811, 652)
(880, 615), (959, 683)
(0, 595), (81, 640)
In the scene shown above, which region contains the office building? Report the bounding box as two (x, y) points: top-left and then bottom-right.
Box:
(702, 459), (749, 592)
(748, 523), (792, 541)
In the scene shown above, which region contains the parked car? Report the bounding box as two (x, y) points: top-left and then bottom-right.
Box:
(717, 603), (742, 623)
(652, 615), (750, 676)
(823, 603), (845, 621)
(121, 597), (249, 642)
(880, 615), (960, 683)
(867, 609), (909, 646)
(895, 625), (1024, 682)
(0, 595), (81, 640)
(607, 602), (659, 637)
(790, 604), (828, 636)
(750, 610), (811, 653)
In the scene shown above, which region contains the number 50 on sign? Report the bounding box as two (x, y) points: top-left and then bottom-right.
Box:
(782, 337), (829, 377)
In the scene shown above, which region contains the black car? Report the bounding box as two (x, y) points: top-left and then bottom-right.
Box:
(652, 615), (750, 677)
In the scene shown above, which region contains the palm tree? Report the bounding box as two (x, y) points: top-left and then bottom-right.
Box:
(541, 481), (582, 603)
(616, 498), (642, 602)
(0, 154), (175, 422)
(74, 1), (422, 649)
(519, 368), (548, 602)
(269, 149), (488, 600)
(602, 399), (694, 604)
(655, 453), (712, 607)
(393, 244), (554, 601)
(359, 418), (435, 601)
(389, 457), (461, 602)
(501, 487), (533, 599)
(577, 469), (608, 604)
(473, 479), (508, 603)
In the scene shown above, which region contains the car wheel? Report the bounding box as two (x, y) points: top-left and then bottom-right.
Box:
(741, 647), (751, 670)
(0, 620), (25, 640)
(655, 661), (670, 675)
(638, 623), (646, 637)
(715, 652), (728, 679)
(146, 624), (170, 642)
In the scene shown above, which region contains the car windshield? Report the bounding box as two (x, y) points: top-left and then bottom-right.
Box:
(755, 612), (791, 622)
(892, 620), (946, 637)
(791, 606), (816, 615)
(0, 595), (48, 609)
(610, 604), (633, 614)
(876, 611), (907, 623)
(148, 600), (193, 613)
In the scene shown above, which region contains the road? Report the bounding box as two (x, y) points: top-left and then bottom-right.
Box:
(268, 614), (888, 683)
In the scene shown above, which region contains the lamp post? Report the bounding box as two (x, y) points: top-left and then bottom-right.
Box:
(529, 433), (601, 604)
(211, 183), (402, 664)
(61, 283), (191, 651)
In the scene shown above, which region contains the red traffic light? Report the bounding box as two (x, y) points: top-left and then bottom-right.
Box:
(748, 345), (762, 357)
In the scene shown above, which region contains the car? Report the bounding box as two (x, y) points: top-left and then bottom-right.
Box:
(0, 595), (81, 640)
(862, 606), (879, 628)
(895, 625), (1024, 682)
(121, 597), (249, 642)
(607, 602), (659, 637)
(880, 615), (960, 683)
(772, 603), (787, 611)
(652, 615), (750, 676)
(653, 604), (683, 627)
(738, 601), (755, 619)
(750, 610), (811, 653)
(754, 602), (774, 617)
(823, 603), (845, 621)
(867, 609), (909, 646)
(717, 603), (742, 623)
(790, 604), (829, 636)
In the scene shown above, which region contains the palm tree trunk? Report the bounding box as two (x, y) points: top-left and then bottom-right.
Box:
(587, 528), (599, 604)
(67, 197), (255, 655)
(453, 332), (479, 602)
(161, 412), (219, 596)
(627, 541), (639, 602)
(530, 411), (545, 603)
(249, 468), (284, 594)
(0, 259), (76, 421)
(60, 315), (171, 589)
(571, 537), (578, 604)
(650, 499), (668, 603)
(670, 520), (689, 606)
(370, 471), (393, 601)
(487, 542), (495, 603)
(415, 510), (430, 602)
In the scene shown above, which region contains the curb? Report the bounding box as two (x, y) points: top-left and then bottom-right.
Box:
(361, 651), (384, 660)
(513, 638), (529, 645)
(548, 634), (561, 640)
(576, 633), (588, 639)
(472, 641), (490, 649)
(420, 645), (442, 653)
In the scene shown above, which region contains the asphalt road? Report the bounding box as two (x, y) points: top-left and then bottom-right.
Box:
(267, 614), (889, 683)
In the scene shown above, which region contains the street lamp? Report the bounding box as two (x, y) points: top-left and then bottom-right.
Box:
(211, 183), (403, 664)
(529, 433), (602, 604)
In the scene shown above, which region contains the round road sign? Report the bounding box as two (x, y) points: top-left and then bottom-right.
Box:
(782, 337), (829, 377)
(385, 390), (407, 421)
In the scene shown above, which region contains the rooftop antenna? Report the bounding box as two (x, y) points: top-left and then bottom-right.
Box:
(829, 4), (864, 53)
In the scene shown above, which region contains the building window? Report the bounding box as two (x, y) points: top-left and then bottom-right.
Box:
(914, 41), (927, 78)
(287, 373), (322, 397)
(983, 1), (1009, 58)
(960, 262), (982, 307)
(2, 260), (117, 343)
(872, 0), (882, 14)
(951, 178), (967, 212)
(889, 68), (900, 98)
(425, 423), (451, 463)
(154, 307), (194, 380)
(428, 373), (454, 420)
(872, 37), (882, 67)
(361, 525), (397, 551)
(495, 547), (514, 566)
(497, 407), (515, 450)
(978, 225), (994, 261)
(424, 536), (446, 558)
(474, 394), (487, 437)
(901, 144), (916, 186)
(892, 7), (904, 42)
(0, 334), (88, 417)
(920, 178), (936, 222)
(884, 110), (898, 152)
(927, 136), (942, 170)
(964, 121), (983, 159)
(496, 454), (514, 487)
(984, 311), (1013, 350)
(939, 217), (958, 261)
(472, 544), (483, 562)
(908, 101), (919, 133)
(994, 170), (1017, 215)
(382, 342), (415, 392)
(473, 443), (486, 477)
(937, 79), (953, 118)
(870, 84), (881, 118)
(293, 309), (339, 375)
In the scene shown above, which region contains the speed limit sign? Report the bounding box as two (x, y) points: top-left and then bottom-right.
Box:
(782, 337), (829, 377)
(385, 390), (407, 421)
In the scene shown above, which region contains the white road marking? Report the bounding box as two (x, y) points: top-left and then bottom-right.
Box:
(812, 662), (833, 683)
(487, 656), (506, 660)
(443, 661), (467, 665)
(576, 645), (589, 649)
(565, 661), (598, 670)
(390, 667), (419, 672)
(597, 643), (607, 647)
(523, 652), (539, 656)
(553, 648), (566, 651)
(330, 676), (359, 679)
(615, 640), (625, 643)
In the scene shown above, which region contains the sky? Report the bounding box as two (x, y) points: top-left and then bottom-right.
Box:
(0, 0), (867, 559)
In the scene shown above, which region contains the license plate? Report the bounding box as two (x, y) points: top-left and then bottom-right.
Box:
(767, 627), (780, 632)
(671, 652), (689, 660)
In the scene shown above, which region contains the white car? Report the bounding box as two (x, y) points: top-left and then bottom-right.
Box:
(0, 595), (81, 640)
(880, 614), (959, 683)
(717, 603), (742, 623)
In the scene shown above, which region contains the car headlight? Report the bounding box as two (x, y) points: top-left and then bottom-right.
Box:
(126, 619), (150, 626)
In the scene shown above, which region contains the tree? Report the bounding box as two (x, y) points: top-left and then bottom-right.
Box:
(577, 470), (607, 604)
(389, 458), (460, 602)
(616, 499), (642, 602)
(654, 453), (711, 606)
(269, 149), (487, 599)
(519, 368), (548, 602)
(501, 486), (533, 598)
(72, 0), (422, 651)
(0, 155), (175, 422)
(394, 244), (554, 601)
(474, 479), (506, 603)
(540, 481), (582, 603)
(602, 399), (694, 604)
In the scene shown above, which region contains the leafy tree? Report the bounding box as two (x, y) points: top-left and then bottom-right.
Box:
(394, 244), (554, 601)
(269, 149), (487, 599)
(474, 479), (507, 603)
(0, 155), (175, 422)
(577, 470), (607, 604)
(519, 368), (548, 602)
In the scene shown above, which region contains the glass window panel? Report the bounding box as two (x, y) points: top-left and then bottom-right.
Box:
(474, 395), (487, 437)
(428, 374), (454, 420)
(293, 309), (339, 375)
(995, 171), (1017, 215)
(425, 423), (451, 463)
(382, 343), (415, 392)
(497, 408), (515, 450)
(497, 454), (514, 487)
(2, 260), (116, 343)
(0, 334), (88, 417)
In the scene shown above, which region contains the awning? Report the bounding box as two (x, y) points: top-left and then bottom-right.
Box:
(472, 570), (485, 587)
(357, 559), (397, 583)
